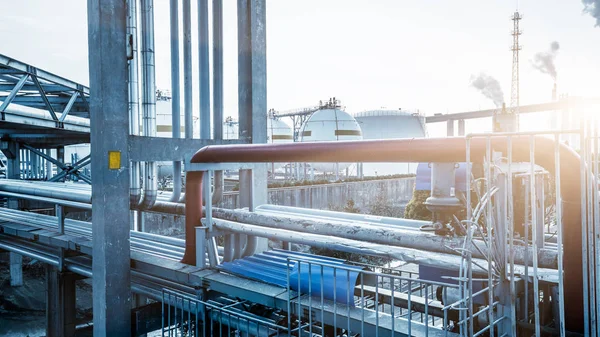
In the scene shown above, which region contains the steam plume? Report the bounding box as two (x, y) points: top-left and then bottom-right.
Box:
(583, 0), (600, 27)
(532, 41), (560, 80)
(470, 73), (504, 108)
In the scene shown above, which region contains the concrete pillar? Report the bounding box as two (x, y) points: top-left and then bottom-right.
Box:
(46, 265), (77, 337)
(88, 0), (132, 335)
(458, 119), (465, 136)
(237, 0), (268, 253)
(9, 253), (23, 287)
(446, 119), (454, 136)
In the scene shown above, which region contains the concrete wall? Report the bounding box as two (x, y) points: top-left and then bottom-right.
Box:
(219, 177), (415, 210)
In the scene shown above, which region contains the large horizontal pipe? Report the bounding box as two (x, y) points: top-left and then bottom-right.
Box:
(184, 136), (582, 331)
(212, 208), (557, 268)
(255, 204), (426, 230)
(212, 218), (490, 274)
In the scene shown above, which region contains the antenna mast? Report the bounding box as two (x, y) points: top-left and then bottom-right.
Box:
(510, 11), (522, 130)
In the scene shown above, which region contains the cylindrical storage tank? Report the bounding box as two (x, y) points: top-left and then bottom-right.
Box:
(299, 108), (363, 173)
(354, 110), (427, 176)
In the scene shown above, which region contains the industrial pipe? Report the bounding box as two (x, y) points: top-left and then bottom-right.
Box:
(139, 0), (158, 210)
(212, 0), (225, 213)
(212, 218), (489, 274)
(182, 0), (193, 139)
(182, 136), (583, 331)
(127, 0), (142, 206)
(211, 207), (557, 268)
(169, 0), (182, 202)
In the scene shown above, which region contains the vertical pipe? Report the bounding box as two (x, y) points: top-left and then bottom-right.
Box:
(580, 121), (590, 336)
(213, 0), (223, 142)
(530, 136), (540, 336)
(25, 150), (30, 179)
(198, 0), (210, 139)
(595, 118), (600, 336)
(554, 133), (565, 336)
(169, 0), (182, 202)
(128, 0), (142, 206)
(183, 0), (193, 139)
(139, 0), (158, 209)
(507, 136), (517, 336)
(485, 137), (494, 337)
(213, 0), (224, 206)
(45, 149), (52, 180)
(586, 124), (597, 336)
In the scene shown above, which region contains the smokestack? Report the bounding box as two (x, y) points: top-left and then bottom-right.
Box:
(552, 82), (557, 101)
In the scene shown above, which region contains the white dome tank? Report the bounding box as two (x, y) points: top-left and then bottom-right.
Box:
(268, 117), (293, 170)
(300, 108), (363, 173)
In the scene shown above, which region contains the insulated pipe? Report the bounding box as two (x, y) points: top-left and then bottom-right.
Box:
(211, 207), (557, 268)
(212, 218), (489, 275)
(182, 0), (193, 139)
(212, 0), (225, 208)
(169, 0), (182, 202)
(182, 136), (583, 331)
(128, 0), (142, 206)
(139, 0), (158, 210)
(198, 0), (210, 140)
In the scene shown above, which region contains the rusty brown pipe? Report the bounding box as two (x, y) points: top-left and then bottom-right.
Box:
(181, 136), (582, 331)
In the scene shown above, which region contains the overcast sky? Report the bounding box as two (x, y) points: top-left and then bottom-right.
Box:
(0, 0), (598, 135)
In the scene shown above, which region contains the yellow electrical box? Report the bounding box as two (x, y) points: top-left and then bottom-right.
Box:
(108, 151), (121, 170)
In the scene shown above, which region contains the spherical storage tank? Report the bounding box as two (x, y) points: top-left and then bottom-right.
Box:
(222, 115), (293, 171)
(299, 108), (363, 173)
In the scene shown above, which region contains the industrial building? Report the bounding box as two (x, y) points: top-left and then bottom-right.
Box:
(1, 1), (600, 337)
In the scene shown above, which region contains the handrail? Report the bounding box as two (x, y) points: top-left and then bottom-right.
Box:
(183, 136), (583, 331)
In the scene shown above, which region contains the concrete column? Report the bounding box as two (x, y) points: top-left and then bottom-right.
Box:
(88, 0), (132, 336)
(458, 119), (465, 136)
(446, 119), (454, 136)
(9, 253), (23, 287)
(238, 0), (268, 253)
(46, 266), (77, 337)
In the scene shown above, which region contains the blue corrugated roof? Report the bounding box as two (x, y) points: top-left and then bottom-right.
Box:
(219, 249), (374, 305)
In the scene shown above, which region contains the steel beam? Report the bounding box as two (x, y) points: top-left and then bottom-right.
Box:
(59, 92), (79, 122)
(31, 75), (59, 121)
(0, 74), (29, 113)
(128, 136), (247, 161)
(237, 0), (268, 254)
(0, 54), (90, 95)
(87, 0), (132, 335)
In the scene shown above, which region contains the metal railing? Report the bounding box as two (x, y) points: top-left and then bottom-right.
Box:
(161, 289), (288, 337)
(285, 256), (462, 336)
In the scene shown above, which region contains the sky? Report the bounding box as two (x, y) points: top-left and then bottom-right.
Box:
(0, 0), (599, 136)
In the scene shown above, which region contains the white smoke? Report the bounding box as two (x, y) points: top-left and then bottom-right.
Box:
(583, 0), (600, 27)
(531, 41), (560, 80)
(470, 73), (505, 108)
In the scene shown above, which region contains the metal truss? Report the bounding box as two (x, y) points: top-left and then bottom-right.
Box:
(0, 54), (90, 127)
(21, 143), (91, 184)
